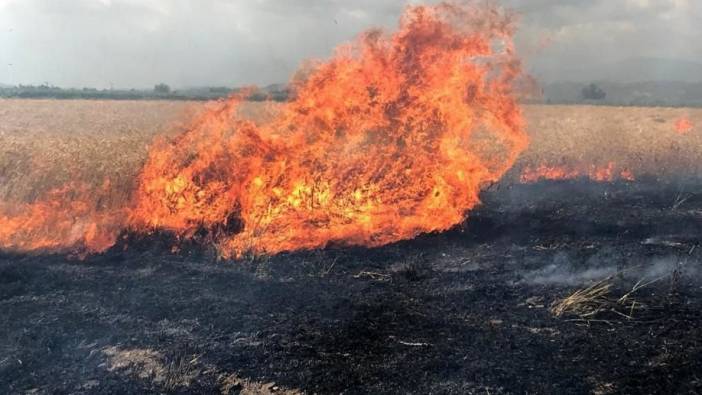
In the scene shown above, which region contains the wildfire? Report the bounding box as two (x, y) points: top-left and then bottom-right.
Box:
(0, 1), (528, 258)
(520, 162), (635, 183)
(674, 117), (694, 134)
(0, 181), (123, 256)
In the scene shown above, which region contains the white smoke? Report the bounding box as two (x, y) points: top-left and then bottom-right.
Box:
(519, 252), (700, 286)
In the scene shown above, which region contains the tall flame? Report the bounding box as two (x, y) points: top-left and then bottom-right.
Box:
(0, 1), (528, 258)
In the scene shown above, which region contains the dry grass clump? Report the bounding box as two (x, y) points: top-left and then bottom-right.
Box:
(551, 276), (663, 322)
(218, 373), (303, 395)
(550, 278), (614, 319)
(102, 345), (302, 394)
(103, 346), (172, 384)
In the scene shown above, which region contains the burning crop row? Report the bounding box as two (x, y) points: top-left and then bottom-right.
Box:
(0, 1), (529, 258)
(519, 162), (635, 184)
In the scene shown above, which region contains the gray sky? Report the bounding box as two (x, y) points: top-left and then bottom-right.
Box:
(0, 0), (700, 88)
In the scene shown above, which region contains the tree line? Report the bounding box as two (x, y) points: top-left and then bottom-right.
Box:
(0, 83), (290, 102)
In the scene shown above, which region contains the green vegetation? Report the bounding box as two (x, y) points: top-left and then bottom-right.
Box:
(581, 83), (607, 101)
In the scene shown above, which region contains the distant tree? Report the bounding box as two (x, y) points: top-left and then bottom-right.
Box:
(154, 83), (171, 94)
(581, 83), (606, 101)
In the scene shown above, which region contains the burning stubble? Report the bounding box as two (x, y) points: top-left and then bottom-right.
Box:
(519, 162), (635, 184)
(0, 1), (528, 258)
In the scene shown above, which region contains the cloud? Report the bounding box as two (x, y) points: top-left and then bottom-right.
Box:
(0, 0), (700, 88)
(0, 0), (405, 88)
(504, 0), (702, 80)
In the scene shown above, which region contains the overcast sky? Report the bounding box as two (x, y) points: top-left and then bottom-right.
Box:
(0, 0), (700, 88)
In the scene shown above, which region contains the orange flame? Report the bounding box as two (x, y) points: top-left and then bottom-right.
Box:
(520, 162), (635, 183)
(674, 117), (694, 134)
(0, 1), (528, 258)
(0, 181), (123, 256)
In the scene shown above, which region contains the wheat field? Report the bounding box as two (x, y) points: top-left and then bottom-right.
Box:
(513, 105), (702, 181)
(0, 99), (700, 203)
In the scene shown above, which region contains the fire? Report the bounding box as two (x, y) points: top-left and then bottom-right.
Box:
(128, 2), (527, 257)
(520, 162), (635, 183)
(674, 117), (694, 134)
(0, 181), (123, 256)
(0, 1), (528, 258)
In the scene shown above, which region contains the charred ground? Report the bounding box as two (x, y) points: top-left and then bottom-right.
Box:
(1, 179), (702, 394)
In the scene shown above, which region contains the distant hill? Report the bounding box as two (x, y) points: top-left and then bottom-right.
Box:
(534, 57), (702, 84)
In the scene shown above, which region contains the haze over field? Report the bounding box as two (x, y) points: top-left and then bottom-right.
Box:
(0, 0), (701, 88)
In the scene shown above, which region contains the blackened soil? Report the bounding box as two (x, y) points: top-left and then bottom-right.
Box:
(1, 180), (702, 394)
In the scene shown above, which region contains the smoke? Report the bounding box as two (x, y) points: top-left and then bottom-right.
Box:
(519, 252), (701, 287)
(520, 252), (618, 286)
